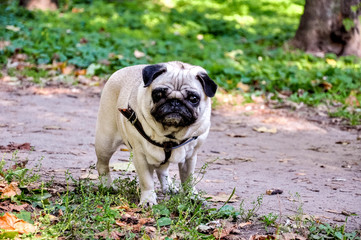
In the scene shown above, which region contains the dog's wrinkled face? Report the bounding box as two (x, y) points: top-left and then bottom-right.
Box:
(150, 87), (200, 127)
(142, 62), (217, 128)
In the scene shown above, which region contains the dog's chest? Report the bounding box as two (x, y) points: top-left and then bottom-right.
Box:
(143, 144), (185, 166)
(142, 141), (197, 166)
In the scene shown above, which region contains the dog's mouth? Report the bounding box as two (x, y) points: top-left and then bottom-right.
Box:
(151, 99), (197, 127)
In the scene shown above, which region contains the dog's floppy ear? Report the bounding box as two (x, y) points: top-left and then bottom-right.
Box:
(197, 72), (218, 97)
(142, 64), (167, 87)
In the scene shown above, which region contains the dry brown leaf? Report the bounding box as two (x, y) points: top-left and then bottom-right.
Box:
(227, 133), (247, 138)
(239, 221), (252, 228)
(0, 142), (32, 152)
(280, 233), (307, 240)
(237, 82), (250, 92)
(335, 140), (350, 145)
(249, 234), (276, 240)
(61, 65), (75, 75)
(111, 204), (130, 211)
(204, 192), (239, 203)
(0, 213), (36, 234)
(253, 127), (277, 134)
(75, 69), (87, 76)
(71, 8), (84, 13)
(213, 227), (231, 239)
(320, 81), (332, 91)
(1, 182), (21, 199)
(11, 204), (29, 212)
(295, 172), (306, 176)
(95, 230), (124, 239)
(115, 220), (127, 228)
(43, 125), (62, 130)
(265, 189), (283, 195)
(345, 91), (360, 106)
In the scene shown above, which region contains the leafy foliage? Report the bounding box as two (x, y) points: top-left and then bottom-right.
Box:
(0, 0), (360, 123)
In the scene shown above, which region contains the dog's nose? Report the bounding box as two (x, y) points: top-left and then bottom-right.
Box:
(170, 99), (181, 107)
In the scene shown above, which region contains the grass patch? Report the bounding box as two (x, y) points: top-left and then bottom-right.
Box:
(0, 153), (360, 239)
(0, 0), (360, 124)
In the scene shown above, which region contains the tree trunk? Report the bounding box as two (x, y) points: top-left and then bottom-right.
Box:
(291, 0), (361, 57)
(19, 0), (58, 11)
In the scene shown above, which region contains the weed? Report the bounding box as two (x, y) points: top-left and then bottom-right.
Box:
(238, 195), (264, 222)
(261, 212), (278, 227)
(307, 218), (360, 240)
(0, 151), (41, 187)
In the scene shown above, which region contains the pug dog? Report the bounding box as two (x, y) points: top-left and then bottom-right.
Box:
(95, 61), (217, 206)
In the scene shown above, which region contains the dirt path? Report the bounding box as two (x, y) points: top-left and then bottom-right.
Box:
(1, 82), (360, 231)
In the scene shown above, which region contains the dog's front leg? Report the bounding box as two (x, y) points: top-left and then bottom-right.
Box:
(156, 162), (178, 194)
(133, 153), (157, 206)
(178, 154), (198, 194)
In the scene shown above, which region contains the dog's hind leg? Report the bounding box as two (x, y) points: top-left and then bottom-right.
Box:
(95, 130), (122, 187)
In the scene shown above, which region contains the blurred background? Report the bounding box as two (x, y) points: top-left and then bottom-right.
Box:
(1, 0), (360, 124)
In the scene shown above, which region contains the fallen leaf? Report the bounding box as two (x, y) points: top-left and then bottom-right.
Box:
(80, 173), (98, 180)
(134, 50), (145, 58)
(74, 69), (87, 76)
(204, 192), (239, 203)
(1, 182), (21, 199)
(110, 162), (136, 172)
(0, 142), (32, 152)
(237, 82), (250, 92)
(295, 173), (306, 176)
(61, 65), (75, 75)
(266, 189), (283, 195)
(250, 234), (276, 240)
(253, 127), (277, 134)
(0, 41), (11, 50)
(281, 233), (307, 240)
(326, 58), (337, 66)
(213, 227), (231, 239)
(205, 179), (225, 183)
(145, 226), (156, 234)
(345, 90), (360, 106)
(43, 125), (62, 130)
(95, 230), (125, 239)
(0, 212), (36, 234)
(6, 25), (20, 32)
(227, 133), (247, 138)
(278, 158), (292, 163)
(335, 140), (350, 145)
(238, 221), (252, 228)
(320, 81), (332, 91)
(221, 157), (254, 162)
(71, 7), (84, 13)
(111, 204), (131, 211)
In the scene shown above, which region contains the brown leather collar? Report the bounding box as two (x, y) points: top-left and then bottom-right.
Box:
(119, 106), (198, 165)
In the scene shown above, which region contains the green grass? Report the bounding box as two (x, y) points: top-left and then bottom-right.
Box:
(1, 153), (360, 239)
(1, 0), (360, 124)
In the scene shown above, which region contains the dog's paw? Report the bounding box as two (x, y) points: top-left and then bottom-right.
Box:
(139, 190), (157, 208)
(99, 175), (112, 188)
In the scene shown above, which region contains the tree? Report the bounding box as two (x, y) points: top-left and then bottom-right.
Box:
(291, 0), (361, 57)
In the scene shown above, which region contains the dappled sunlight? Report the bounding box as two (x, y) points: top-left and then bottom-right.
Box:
(214, 92), (327, 133)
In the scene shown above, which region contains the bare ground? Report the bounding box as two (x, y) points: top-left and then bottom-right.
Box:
(0, 81), (360, 232)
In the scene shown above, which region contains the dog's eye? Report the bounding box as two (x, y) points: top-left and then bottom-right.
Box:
(152, 88), (167, 103)
(188, 95), (200, 105)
